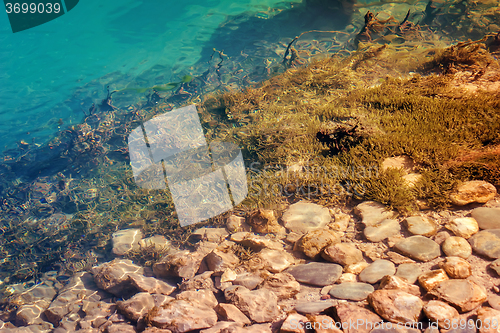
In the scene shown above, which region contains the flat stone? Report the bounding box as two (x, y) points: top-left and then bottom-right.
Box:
(446, 217), (479, 239)
(488, 294), (500, 311)
(111, 229), (143, 256)
(190, 227), (229, 242)
(329, 282), (374, 301)
(490, 258), (500, 276)
(153, 250), (205, 279)
(368, 290), (423, 324)
(91, 260), (144, 296)
(335, 303), (382, 333)
(224, 286), (279, 323)
(394, 235), (441, 262)
(200, 321), (242, 333)
(322, 243), (363, 266)
(476, 307), (500, 333)
(296, 228), (340, 258)
(364, 219), (400, 242)
(116, 292), (154, 321)
(280, 313), (309, 333)
(405, 216), (437, 237)
(179, 271), (215, 292)
(423, 300), (459, 329)
(442, 236), (472, 259)
(256, 248), (294, 273)
(472, 207), (500, 230)
(450, 180), (497, 206)
(286, 262), (343, 286)
(379, 275), (420, 296)
(176, 289), (217, 309)
(230, 232), (284, 251)
(294, 301), (335, 314)
(395, 263), (422, 284)
(215, 303), (251, 325)
(282, 201), (331, 233)
(205, 246), (240, 273)
(439, 257), (471, 279)
(226, 215), (249, 233)
(359, 260), (396, 284)
(469, 229), (500, 259)
(233, 273), (264, 290)
(429, 279), (487, 313)
(354, 201), (396, 227)
(148, 299), (217, 332)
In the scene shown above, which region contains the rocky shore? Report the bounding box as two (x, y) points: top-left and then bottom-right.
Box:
(1, 159), (499, 333)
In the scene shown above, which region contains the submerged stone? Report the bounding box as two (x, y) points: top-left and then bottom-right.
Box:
(468, 229), (500, 259)
(329, 282), (374, 301)
(282, 201), (331, 233)
(394, 236), (440, 262)
(286, 262), (342, 286)
(359, 259), (395, 284)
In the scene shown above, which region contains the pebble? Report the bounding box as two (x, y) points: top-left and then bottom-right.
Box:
(439, 257), (471, 279)
(446, 217), (479, 239)
(379, 275), (420, 296)
(472, 207), (500, 230)
(224, 286), (279, 323)
(226, 214), (249, 232)
(488, 294), (500, 311)
(418, 269), (449, 292)
(261, 272), (301, 300)
(364, 219), (401, 242)
(394, 235), (441, 262)
(214, 303), (251, 325)
(442, 236), (472, 259)
(256, 248), (294, 273)
(294, 301), (336, 314)
(111, 229), (143, 256)
(368, 290), (423, 324)
(281, 201), (331, 233)
(232, 273), (264, 290)
(280, 313), (308, 333)
(321, 243), (364, 266)
(468, 229), (500, 259)
(359, 259), (396, 284)
(335, 303), (382, 333)
(476, 307), (500, 333)
(328, 282), (374, 301)
(395, 263), (422, 284)
(295, 228), (340, 258)
(354, 201), (397, 227)
(405, 216), (437, 237)
(449, 180), (497, 205)
(423, 300), (459, 329)
(286, 262), (343, 286)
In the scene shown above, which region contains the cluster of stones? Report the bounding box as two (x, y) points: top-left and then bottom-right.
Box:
(0, 177), (498, 333)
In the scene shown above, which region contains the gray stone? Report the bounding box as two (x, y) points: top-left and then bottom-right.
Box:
(359, 260), (396, 284)
(469, 229), (500, 259)
(364, 219), (400, 242)
(489, 294), (500, 311)
(111, 229), (143, 256)
(286, 262), (343, 286)
(215, 304), (251, 325)
(329, 282), (374, 301)
(395, 263), (422, 284)
(442, 236), (472, 259)
(472, 207), (500, 230)
(282, 201), (331, 233)
(233, 273), (264, 290)
(394, 235), (440, 262)
(354, 201), (396, 227)
(294, 301), (336, 314)
(405, 216), (437, 237)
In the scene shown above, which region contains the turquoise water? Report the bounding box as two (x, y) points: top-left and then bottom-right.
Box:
(0, 0), (296, 152)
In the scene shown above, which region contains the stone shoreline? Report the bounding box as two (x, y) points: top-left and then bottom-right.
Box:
(1, 174), (499, 333)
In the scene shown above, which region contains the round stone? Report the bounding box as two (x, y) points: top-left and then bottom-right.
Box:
(449, 180), (497, 206)
(329, 282), (374, 301)
(294, 301), (335, 314)
(472, 207), (500, 230)
(286, 262), (342, 286)
(405, 216), (437, 237)
(395, 263), (422, 284)
(442, 236), (472, 259)
(446, 217), (479, 239)
(282, 202), (331, 233)
(364, 219), (401, 242)
(359, 259), (396, 284)
(468, 229), (500, 259)
(394, 235), (441, 262)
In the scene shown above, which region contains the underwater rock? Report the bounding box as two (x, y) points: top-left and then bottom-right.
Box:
(142, 327), (173, 333)
(190, 227), (229, 242)
(354, 201), (397, 227)
(107, 324), (137, 333)
(255, 248), (294, 273)
(286, 262), (342, 286)
(450, 180), (497, 206)
(226, 215), (250, 233)
(91, 259), (144, 296)
(128, 274), (176, 295)
(232, 273), (264, 291)
(281, 201), (331, 233)
(261, 272), (300, 300)
(472, 207), (500, 230)
(153, 250), (205, 279)
(295, 228), (340, 258)
(199, 321), (243, 333)
(280, 312), (308, 333)
(179, 271), (215, 292)
(224, 285), (279, 323)
(15, 299), (51, 326)
(230, 232), (284, 251)
(405, 216), (437, 237)
(379, 275), (420, 296)
(490, 258), (500, 276)
(442, 236), (472, 259)
(394, 236), (441, 262)
(329, 282), (374, 301)
(469, 229), (500, 259)
(79, 300), (117, 330)
(368, 290), (423, 324)
(147, 299), (217, 332)
(116, 292), (155, 322)
(364, 219), (400, 242)
(418, 269), (449, 292)
(359, 259), (396, 284)
(423, 300), (459, 330)
(446, 217), (479, 239)
(439, 257), (471, 279)
(321, 242), (364, 266)
(205, 243), (240, 272)
(429, 279), (487, 313)
(175, 289), (217, 309)
(214, 303), (251, 325)
(477, 307), (500, 333)
(111, 229), (143, 256)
